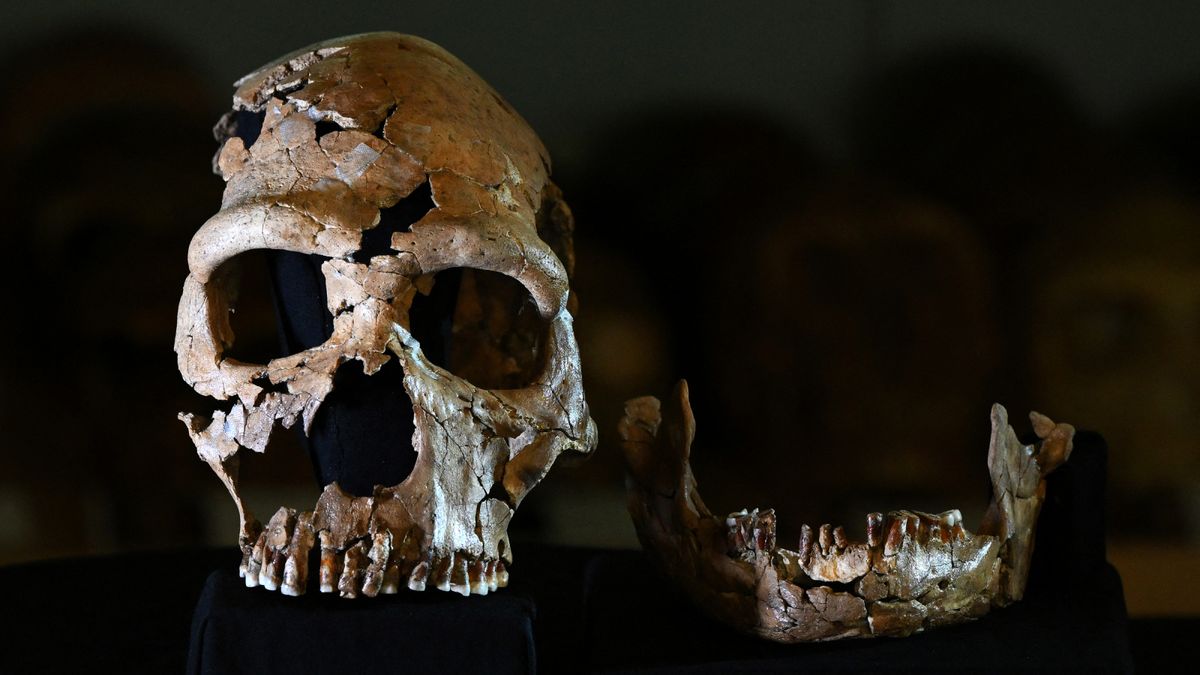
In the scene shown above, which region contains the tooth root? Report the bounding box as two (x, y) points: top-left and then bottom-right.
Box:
(318, 532), (340, 593)
(281, 512), (315, 597)
(818, 524), (833, 555)
(244, 531), (267, 588)
(866, 513), (884, 548)
(496, 561), (509, 588)
(798, 524), (813, 565)
(408, 561), (429, 592)
(338, 541), (368, 599)
(361, 532), (392, 598)
(832, 526), (848, 551)
(884, 518), (905, 556)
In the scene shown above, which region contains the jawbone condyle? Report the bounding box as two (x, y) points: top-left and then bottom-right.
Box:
(619, 380), (1072, 642)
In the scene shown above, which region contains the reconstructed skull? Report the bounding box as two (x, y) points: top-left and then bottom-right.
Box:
(175, 33), (596, 597)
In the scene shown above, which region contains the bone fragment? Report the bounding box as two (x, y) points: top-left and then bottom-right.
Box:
(620, 380), (1072, 642)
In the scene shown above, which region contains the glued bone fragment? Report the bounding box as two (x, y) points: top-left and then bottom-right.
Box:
(620, 380), (1072, 642)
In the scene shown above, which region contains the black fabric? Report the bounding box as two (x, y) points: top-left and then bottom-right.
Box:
(187, 569), (536, 675)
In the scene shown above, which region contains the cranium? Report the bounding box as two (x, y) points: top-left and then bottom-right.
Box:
(175, 33), (596, 597)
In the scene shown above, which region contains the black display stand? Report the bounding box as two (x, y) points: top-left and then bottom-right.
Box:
(183, 431), (1133, 674)
(188, 570), (536, 674)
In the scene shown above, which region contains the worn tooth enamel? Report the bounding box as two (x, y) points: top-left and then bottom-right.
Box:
(884, 518), (905, 557)
(496, 561), (509, 588)
(318, 532), (339, 593)
(245, 531), (267, 588)
(408, 561), (429, 592)
(833, 526), (848, 551)
(798, 524), (814, 565)
(338, 541), (368, 598)
(866, 513), (884, 548)
(818, 524), (833, 555)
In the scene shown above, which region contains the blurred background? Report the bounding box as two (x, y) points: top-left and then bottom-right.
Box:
(0, 0), (1197, 619)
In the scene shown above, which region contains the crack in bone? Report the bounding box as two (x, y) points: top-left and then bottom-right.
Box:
(619, 380), (1072, 642)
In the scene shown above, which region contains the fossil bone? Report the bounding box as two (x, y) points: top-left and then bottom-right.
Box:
(619, 380), (1072, 641)
(175, 33), (596, 597)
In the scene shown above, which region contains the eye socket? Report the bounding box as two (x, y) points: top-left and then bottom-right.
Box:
(409, 267), (548, 390)
(215, 249), (287, 364)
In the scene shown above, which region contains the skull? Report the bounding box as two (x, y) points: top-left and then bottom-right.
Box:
(175, 33), (596, 597)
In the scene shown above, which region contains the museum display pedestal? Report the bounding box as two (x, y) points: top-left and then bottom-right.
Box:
(184, 431), (1133, 673)
(188, 569), (536, 674)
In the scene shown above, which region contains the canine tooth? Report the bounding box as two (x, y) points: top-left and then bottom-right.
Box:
(884, 518), (904, 556)
(866, 513), (884, 548)
(833, 526), (848, 551)
(245, 531), (267, 588)
(818, 524), (833, 555)
(496, 561), (509, 588)
(408, 561), (429, 591)
(798, 525), (814, 565)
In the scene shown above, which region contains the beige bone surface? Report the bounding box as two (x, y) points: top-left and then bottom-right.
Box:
(176, 33), (596, 597)
(619, 380), (1072, 641)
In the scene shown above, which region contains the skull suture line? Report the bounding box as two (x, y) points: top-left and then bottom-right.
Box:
(175, 33), (596, 597)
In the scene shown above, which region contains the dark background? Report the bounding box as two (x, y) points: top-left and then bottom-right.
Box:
(0, 0), (1197, 619)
